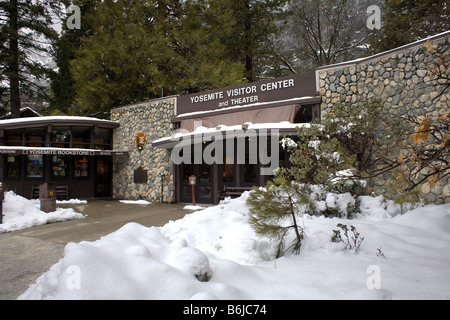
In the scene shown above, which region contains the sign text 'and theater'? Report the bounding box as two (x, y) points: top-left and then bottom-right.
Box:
(177, 73), (316, 116)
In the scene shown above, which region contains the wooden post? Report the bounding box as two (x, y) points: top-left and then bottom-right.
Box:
(0, 182), (4, 224)
(189, 175), (196, 206)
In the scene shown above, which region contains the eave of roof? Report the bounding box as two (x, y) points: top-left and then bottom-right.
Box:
(0, 116), (120, 130)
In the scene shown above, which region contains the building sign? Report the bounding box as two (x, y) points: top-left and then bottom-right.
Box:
(136, 133), (146, 152)
(177, 72), (316, 116)
(0, 147), (128, 157)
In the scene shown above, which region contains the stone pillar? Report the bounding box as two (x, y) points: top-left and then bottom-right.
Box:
(111, 97), (176, 203)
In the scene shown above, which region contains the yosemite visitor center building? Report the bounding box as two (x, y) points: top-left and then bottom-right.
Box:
(111, 31), (449, 205)
(1, 31), (448, 205)
(111, 71), (320, 205)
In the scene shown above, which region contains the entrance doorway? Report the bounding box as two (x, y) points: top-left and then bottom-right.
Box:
(180, 162), (214, 204)
(94, 157), (111, 197)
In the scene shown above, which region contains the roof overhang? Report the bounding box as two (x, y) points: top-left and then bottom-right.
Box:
(152, 122), (308, 149)
(0, 116), (120, 130)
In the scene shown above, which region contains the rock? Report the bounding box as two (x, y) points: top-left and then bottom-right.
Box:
(443, 184), (450, 198)
(421, 183), (431, 194)
(416, 69), (427, 77)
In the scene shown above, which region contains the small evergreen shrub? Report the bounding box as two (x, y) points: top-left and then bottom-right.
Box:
(247, 176), (310, 258)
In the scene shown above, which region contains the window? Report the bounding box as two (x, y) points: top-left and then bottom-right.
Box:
(199, 163), (211, 183)
(52, 155), (68, 178)
(182, 163), (195, 200)
(72, 127), (90, 149)
(27, 155), (44, 178)
(222, 156), (234, 183)
(183, 163), (194, 183)
(244, 158), (257, 183)
(95, 128), (112, 150)
(294, 105), (321, 123)
(244, 138), (257, 184)
(73, 156), (89, 178)
(6, 155), (20, 179)
(25, 128), (45, 147)
(51, 127), (71, 148)
(5, 129), (23, 146)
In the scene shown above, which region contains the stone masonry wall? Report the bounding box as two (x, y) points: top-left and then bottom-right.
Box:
(316, 32), (450, 204)
(111, 97), (176, 203)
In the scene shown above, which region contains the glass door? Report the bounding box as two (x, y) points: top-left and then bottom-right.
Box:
(197, 162), (213, 204)
(94, 157), (111, 197)
(180, 162), (214, 204)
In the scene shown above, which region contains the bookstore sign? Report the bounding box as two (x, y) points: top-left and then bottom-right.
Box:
(0, 148), (128, 156)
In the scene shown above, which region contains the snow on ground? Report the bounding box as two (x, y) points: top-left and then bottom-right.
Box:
(0, 191), (84, 233)
(183, 205), (207, 211)
(17, 190), (450, 300)
(119, 200), (152, 205)
(57, 199), (88, 204)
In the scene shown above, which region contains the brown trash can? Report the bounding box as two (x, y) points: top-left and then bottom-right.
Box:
(39, 183), (56, 213)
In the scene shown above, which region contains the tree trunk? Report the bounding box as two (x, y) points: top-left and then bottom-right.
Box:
(9, 0), (21, 118)
(243, 0), (253, 83)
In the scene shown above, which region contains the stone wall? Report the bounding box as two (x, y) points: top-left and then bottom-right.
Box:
(316, 32), (450, 204)
(111, 97), (176, 203)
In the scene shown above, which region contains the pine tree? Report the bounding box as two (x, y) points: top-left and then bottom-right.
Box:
(369, 0), (450, 53)
(69, 0), (163, 116)
(0, 0), (68, 117)
(50, 0), (96, 115)
(168, 0), (245, 93)
(67, 0), (246, 116)
(247, 176), (310, 258)
(213, 0), (288, 82)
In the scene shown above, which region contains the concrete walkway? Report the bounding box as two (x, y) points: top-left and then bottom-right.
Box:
(0, 200), (190, 300)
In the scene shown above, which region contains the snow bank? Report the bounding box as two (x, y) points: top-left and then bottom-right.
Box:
(20, 223), (217, 300)
(166, 193), (276, 264)
(18, 191), (450, 300)
(0, 191), (84, 233)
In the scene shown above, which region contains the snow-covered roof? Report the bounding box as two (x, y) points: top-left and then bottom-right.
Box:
(2, 107), (43, 119)
(0, 116), (120, 129)
(152, 121), (310, 149)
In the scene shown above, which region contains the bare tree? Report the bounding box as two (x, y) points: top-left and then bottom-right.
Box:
(286, 0), (376, 71)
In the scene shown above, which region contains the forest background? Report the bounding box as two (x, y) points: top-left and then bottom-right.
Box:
(0, 0), (449, 118)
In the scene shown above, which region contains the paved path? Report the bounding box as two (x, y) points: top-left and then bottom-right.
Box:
(0, 200), (190, 300)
